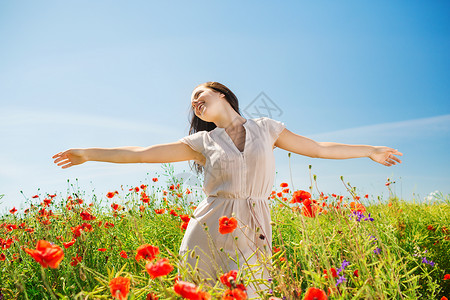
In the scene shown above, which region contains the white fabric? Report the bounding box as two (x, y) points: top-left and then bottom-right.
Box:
(178, 117), (286, 299)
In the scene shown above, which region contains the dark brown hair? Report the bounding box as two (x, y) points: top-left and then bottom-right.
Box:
(186, 81), (242, 175)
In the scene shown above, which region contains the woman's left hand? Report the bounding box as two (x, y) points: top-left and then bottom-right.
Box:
(369, 146), (403, 166)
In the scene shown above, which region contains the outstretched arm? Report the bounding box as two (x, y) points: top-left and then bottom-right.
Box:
(52, 142), (205, 169)
(274, 128), (403, 167)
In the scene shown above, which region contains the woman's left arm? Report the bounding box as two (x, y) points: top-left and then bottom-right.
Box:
(275, 128), (403, 167)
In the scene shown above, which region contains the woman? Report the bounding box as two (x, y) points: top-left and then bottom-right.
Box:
(53, 81), (402, 299)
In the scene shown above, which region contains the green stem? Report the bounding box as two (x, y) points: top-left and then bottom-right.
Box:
(40, 266), (58, 300)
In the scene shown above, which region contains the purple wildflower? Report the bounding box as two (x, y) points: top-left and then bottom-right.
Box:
(422, 257), (435, 267)
(337, 259), (350, 275)
(336, 275), (347, 286)
(364, 213), (374, 221)
(374, 247), (382, 255)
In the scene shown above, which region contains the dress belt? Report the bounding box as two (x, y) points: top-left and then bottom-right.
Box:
(207, 195), (269, 201)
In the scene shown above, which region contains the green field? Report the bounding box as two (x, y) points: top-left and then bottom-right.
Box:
(1, 165), (449, 299)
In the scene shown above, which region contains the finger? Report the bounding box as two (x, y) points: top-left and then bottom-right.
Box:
(392, 149), (403, 156)
(391, 156), (402, 163)
(53, 157), (66, 164)
(57, 159), (70, 166)
(61, 163), (73, 169)
(386, 158), (396, 165)
(52, 152), (62, 159)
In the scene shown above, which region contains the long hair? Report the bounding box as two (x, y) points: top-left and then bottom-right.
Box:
(186, 81), (243, 175)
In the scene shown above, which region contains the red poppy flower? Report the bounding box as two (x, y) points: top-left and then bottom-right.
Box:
(10, 207), (17, 214)
(170, 209), (178, 217)
(180, 215), (191, 223)
(32, 195), (39, 198)
(441, 297), (448, 300)
(145, 258), (174, 279)
(444, 274), (450, 280)
(173, 281), (210, 300)
(135, 244), (159, 261)
(63, 239), (76, 249)
(141, 184), (147, 190)
(146, 293), (159, 300)
(105, 222), (115, 228)
(301, 199), (317, 218)
(280, 182), (288, 188)
(70, 254), (82, 266)
(109, 277), (130, 300)
(303, 287), (327, 300)
(98, 248), (107, 252)
(111, 203), (119, 210)
(323, 268), (338, 279)
(222, 288), (247, 300)
(0, 253), (6, 261)
(80, 210), (96, 221)
(282, 188), (290, 193)
(181, 222), (189, 230)
(290, 190), (311, 203)
(154, 209), (165, 214)
(219, 216), (238, 234)
(152, 177), (158, 182)
(353, 269), (359, 277)
(350, 202), (366, 213)
(119, 250), (128, 258)
(106, 192), (116, 199)
(220, 270), (238, 287)
(24, 240), (64, 269)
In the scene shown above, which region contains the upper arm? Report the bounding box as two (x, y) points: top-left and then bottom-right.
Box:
(274, 128), (321, 158)
(139, 141), (206, 165)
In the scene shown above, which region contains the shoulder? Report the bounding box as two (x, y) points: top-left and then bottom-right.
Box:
(252, 117), (285, 128)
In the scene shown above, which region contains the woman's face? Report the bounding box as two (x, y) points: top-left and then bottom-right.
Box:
(190, 86), (226, 122)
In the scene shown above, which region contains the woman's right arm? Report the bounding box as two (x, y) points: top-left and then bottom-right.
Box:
(52, 142), (205, 169)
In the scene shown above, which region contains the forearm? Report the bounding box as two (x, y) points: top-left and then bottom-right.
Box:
(84, 147), (145, 163)
(317, 142), (375, 159)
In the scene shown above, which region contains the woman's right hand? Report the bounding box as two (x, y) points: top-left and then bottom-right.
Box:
(52, 149), (88, 169)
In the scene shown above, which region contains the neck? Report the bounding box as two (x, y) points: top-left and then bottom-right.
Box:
(214, 110), (247, 130)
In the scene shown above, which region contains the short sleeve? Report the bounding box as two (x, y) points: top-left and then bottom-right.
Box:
(262, 117), (286, 144)
(179, 131), (206, 154)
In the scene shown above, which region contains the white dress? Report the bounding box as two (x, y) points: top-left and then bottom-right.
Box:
(178, 117), (286, 299)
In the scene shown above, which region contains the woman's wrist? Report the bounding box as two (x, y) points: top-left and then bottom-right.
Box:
(366, 146), (376, 158)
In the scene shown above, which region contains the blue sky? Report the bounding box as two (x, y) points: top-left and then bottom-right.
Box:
(1, 1), (449, 212)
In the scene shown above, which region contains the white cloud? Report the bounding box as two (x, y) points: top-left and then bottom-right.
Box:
(306, 114), (450, 141)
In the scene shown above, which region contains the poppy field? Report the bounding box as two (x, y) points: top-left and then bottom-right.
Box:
(1, 165), (449, 300)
